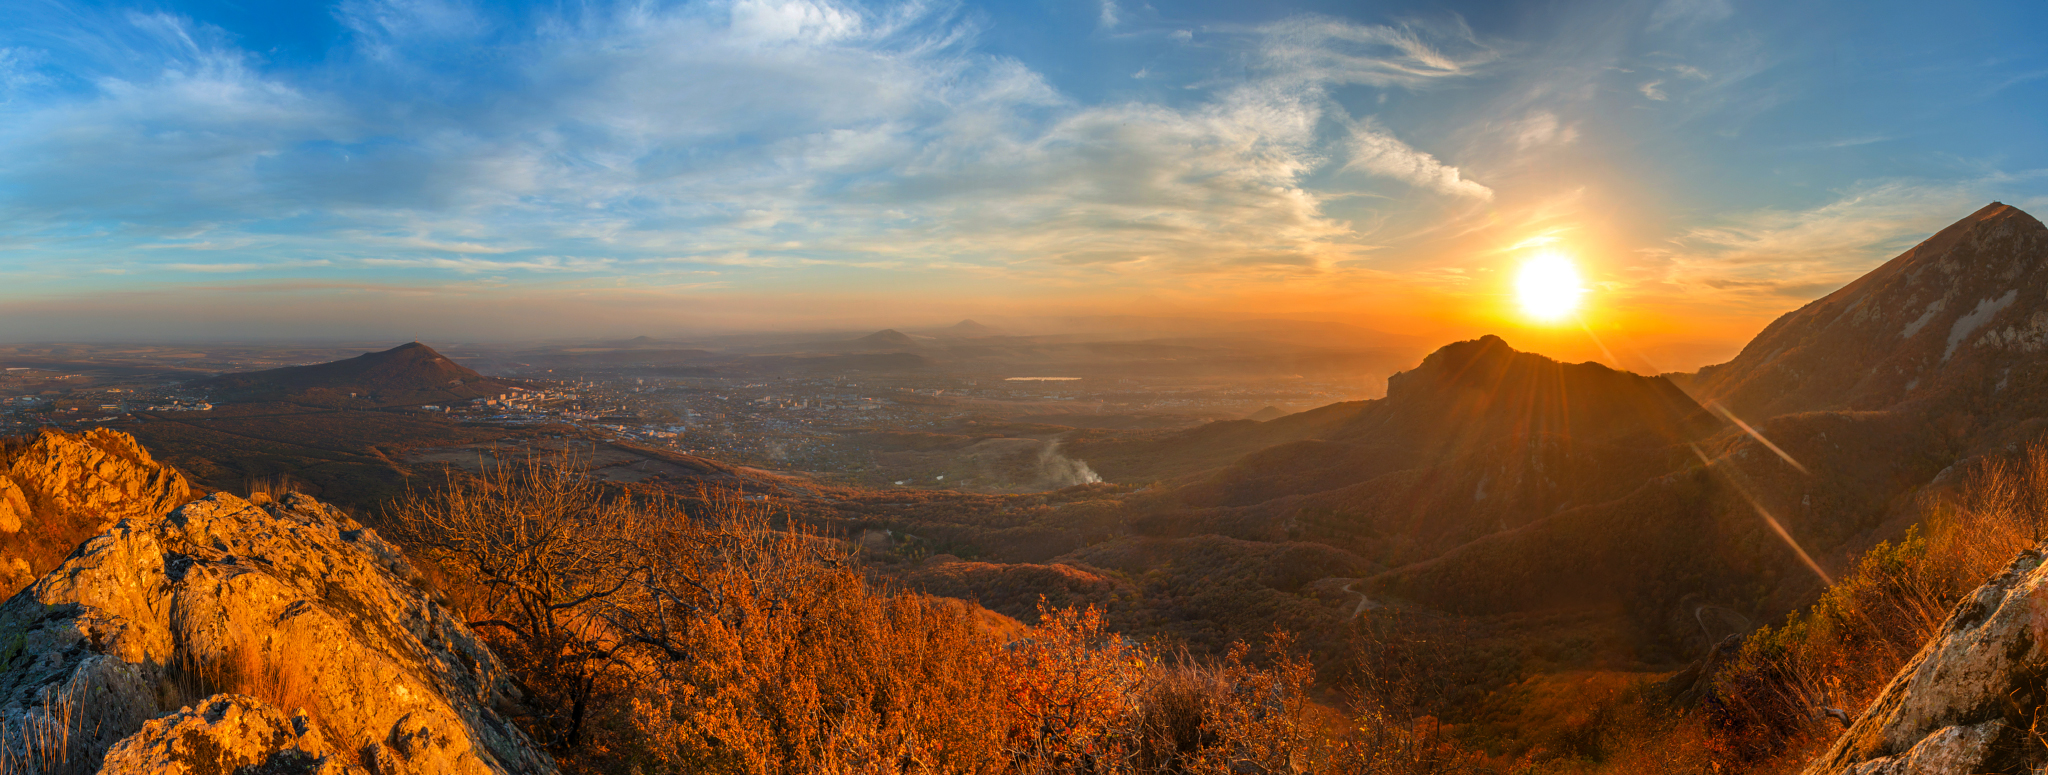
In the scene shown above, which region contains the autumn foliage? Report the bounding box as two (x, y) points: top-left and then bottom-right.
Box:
(391, 454), (1490, 774)
(1704, 444), (2048, 772)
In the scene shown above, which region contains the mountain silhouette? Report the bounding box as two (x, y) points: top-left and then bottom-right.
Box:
(194, 342), (511, 406)
(1116, 337), (1717, 557)
(847, 329), (922, 351)
(1244, 406), (1290, 422)
(940, 320), (1004, 338)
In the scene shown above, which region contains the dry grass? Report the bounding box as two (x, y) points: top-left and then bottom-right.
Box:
(387, 452), (1520, 775)
(1704, 443), (2048, 772)
(171, 641), (325, 726)
(0, 682), (92, 775)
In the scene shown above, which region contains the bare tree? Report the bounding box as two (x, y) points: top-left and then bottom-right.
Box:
(389, 454), (644, 750)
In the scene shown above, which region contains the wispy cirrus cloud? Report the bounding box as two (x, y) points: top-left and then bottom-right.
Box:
(1345, 120), (1493, 200)
(166, 259), (334, 273)
(0, 0), (1505, 287)
(1254, 14), (1500, 89)
(1649, 181), (1996, 303)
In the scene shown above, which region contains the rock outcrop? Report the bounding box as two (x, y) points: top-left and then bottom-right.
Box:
(99, 694), (361, 774)
(1803, 546), (2048, 774)
(0, 428), (193, 592)
(0, 491), (555, 774)
(1, 428), (192, 528)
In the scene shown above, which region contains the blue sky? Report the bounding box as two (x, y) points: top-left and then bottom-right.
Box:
(1, 0), (2043, 360)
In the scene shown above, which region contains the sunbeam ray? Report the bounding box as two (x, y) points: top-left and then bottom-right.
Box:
(1690, 444), (1833, 585)
(1705, 401), (1810, 474)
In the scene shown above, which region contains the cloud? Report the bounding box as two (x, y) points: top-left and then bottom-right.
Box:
(1097, 0), (1119, 30)
(1652, 180), (1992, 305)
(1503, 110), (1578, 149)
(2, 0), (1491, 284)
(359, 256), (616, 272)
(166, 260), (333, 273)
(1254, 15), (1500, 90)
(1639, 80), (1668, 100)
(1344, 121), (1493, 200)
(1648, 0), (1733, 30)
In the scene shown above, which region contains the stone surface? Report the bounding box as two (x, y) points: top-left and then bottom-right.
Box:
(0, 491), (555, 774)
(1802, 547), (2048, 774)
(99, 693), (363, 775)
(0, 428), (194, 593)
(2, 427), (192, 528)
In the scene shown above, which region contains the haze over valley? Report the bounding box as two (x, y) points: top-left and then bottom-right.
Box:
(2, 1), (2047, 773)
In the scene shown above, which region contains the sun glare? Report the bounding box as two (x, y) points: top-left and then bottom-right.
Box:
(1515, 251), (1586, 323)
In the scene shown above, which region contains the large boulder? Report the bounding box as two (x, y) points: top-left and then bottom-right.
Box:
(0, 491), (555, 774)
(1802, 547), (2048, 774)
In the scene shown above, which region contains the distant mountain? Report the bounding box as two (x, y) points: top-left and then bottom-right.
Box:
(1697, 202), (2048, 420)
(844, 329), (922, 352)
(193, 342), (512, 406)
(937, 319), (1005, 338)
(1245, 406), (1290, 422)
(607, 335), (666, 348)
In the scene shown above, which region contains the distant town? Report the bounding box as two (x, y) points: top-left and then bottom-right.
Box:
(0, 356), (1365, 478)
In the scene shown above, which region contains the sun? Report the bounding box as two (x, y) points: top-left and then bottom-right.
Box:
(1515, 251), (1586, 323)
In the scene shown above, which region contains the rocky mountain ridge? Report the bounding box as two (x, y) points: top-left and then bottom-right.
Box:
(0, 485), (553, 773)
(1698, 202), (2048, 422)
(0, 428), (194, 593)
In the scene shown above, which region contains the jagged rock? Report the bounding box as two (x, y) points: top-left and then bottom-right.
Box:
(0, 428), (194, 593)
(2, 427), (192, 527)
(0, 477), (25, 533)
(0, 491), (556, 774)
(99, 693), (363, 774)
(1802, 547), (2048, 774)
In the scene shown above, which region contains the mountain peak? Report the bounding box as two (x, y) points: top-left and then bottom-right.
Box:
(942, 319), (1004, 337)
(1364, 334), (1708, 448)
(195, 342), (508, 406)
(1696, 203), (2048, 418)
(852, 329), (921, 349)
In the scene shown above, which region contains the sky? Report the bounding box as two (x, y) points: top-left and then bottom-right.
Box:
(1, 0), (2044, 368)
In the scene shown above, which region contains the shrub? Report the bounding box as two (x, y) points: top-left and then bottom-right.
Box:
(1705, 443), (2048, 771)
(394, 454), (1509, 774)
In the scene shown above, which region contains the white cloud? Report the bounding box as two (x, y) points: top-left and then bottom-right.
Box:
(1098, 0), (1120, 30)
(166, 260), (332, 273)
(1639, 80), (1668, 100)
(1654, 180), (1991, 302)
(1504, 110), (1578, 149)
(1255, 15), (1499, 90)
(360, 256), (617, 272)
(1344, 121), (1493, 200)
(0, 0), (1509, 285)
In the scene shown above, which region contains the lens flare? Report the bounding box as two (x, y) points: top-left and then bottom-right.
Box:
(1515, 251), (1585, 322)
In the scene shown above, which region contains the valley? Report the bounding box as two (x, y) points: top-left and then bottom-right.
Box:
(2, 206), (2046, 772)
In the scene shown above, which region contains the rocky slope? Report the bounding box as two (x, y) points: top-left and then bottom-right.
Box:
(1697, 202), (2048, 422)
(0, 490), (554, 773)
(1803, 546), (2048, 773)
(0, 428), (194, 593)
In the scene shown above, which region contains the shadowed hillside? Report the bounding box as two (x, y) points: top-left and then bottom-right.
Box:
(194, 341), (514, 407)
